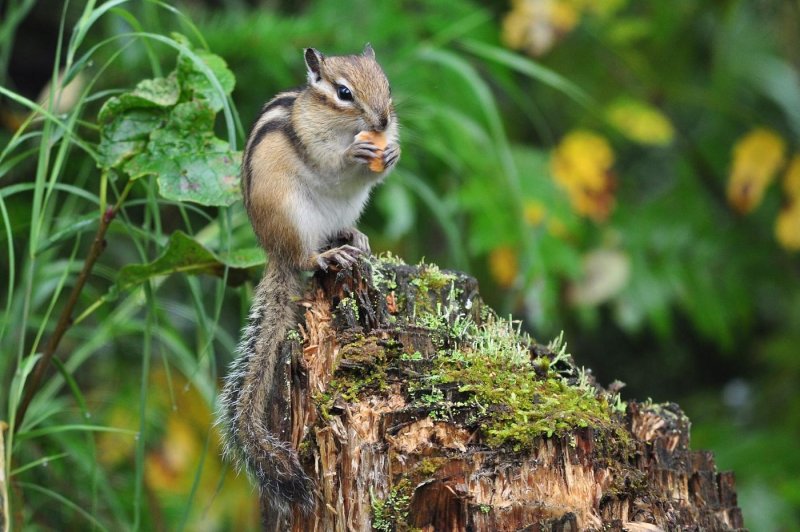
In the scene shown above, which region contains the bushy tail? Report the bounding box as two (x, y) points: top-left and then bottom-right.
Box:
(218, 259), (315, 515)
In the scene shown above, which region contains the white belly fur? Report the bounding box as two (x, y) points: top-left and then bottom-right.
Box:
(289, 183), (373, 254)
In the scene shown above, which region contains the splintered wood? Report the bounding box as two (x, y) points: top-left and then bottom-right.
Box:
(274, 261), (745, 531)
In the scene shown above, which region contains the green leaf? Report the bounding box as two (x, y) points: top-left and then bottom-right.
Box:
(96, 39), (241, 205)
(9, 353), (42, 426)
(96, 75), (180, 169)
(174, 33), (235, 111)
(36, 213), (98, 253)
(130, 75), (182, 107)
(123, 101), (241, 206)
(16, 424), (137, 441)
(97, 108), (164, 170)
(113, 231), (263, 292)
(217, 246), (266, 269)
(10, 453), (70, 477)
(98, 75), (180, 124)
(51, 356), (90, 419)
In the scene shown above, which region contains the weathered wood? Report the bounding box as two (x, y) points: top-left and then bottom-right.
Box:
(271, 257), (744, 531)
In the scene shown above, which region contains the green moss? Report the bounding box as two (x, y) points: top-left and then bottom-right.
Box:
(416, 457), (447, 478)
(371, 479), (413, 532)
(322, 261), (625, 458)
(372, 251), (406, 267)
(406, 308), (621, 451)
(338, 295), (361, 321)
(329, 365), (386, 402)
(338, 335), (384, 364)
(606, 467), (649, 498)
(315, 337), (389, 417)
(400, 351), (423, 361)
(411, 262), (457, 293)
(316, 391), (334, 419)
(297, 438), (312, 457)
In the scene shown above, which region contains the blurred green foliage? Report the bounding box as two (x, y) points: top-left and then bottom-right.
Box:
(1, 0), (799, 530)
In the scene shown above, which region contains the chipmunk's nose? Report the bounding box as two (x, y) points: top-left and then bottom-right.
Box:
(377, 115), (389, 131)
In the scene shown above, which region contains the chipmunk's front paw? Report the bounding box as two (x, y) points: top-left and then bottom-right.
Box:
(346, 140), (381, 166)
(313, 245), (363, 271)
(336, 227), (370, 255)
(382, 143), (400, 171)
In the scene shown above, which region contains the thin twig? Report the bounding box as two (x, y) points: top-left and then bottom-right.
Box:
(14, 182), (132, 431)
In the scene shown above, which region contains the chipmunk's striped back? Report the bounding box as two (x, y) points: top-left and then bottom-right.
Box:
(242, 91), (301, 213)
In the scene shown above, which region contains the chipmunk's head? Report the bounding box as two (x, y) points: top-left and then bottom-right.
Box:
(303, 44), (394, 133)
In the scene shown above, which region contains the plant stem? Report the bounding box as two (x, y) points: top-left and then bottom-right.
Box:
(14, 181), (133, 431)
(0, 420), (9, 532)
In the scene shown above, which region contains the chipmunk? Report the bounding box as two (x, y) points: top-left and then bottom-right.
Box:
(218, 44), (399, 517)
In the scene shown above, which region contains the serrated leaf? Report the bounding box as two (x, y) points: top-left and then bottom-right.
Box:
(123, 101), (240, 206)
(114, 231), (263, 292)
(159, 147), (240, 206)
(96, 39), (240, 206)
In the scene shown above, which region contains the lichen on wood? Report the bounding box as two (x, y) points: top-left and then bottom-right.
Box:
(273, 255), (744, 531)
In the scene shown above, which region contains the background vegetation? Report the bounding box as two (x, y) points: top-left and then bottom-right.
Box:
(1, 0), (798, 530)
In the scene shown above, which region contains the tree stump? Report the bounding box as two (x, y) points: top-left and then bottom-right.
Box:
(271, 256), (744, 531)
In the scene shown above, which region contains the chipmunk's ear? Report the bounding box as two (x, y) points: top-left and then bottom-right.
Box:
(304, 48), (325, 83)
(362, 43), (375, 60)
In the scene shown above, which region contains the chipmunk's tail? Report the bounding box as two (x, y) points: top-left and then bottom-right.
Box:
(217, 259), (314, 515)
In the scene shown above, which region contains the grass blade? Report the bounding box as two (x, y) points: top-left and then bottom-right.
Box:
(10, 452), (69, 477)
(17, 481), (110, 532)
(459, 39), (594, 109)
(397, 169), (468, 269)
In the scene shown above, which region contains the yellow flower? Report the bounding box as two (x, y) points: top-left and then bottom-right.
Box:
(551, 130), (616, 221)
(606, 99), (674, 146)
(727, 128), (786, 214)
(775, 154), (800, 251)
(782, 154), (800, 200)
(489, 246), (519, 288)
(776, 200), (800, 251)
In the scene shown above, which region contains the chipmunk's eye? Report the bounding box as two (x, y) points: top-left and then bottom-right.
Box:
(336, 84), (354, 102)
